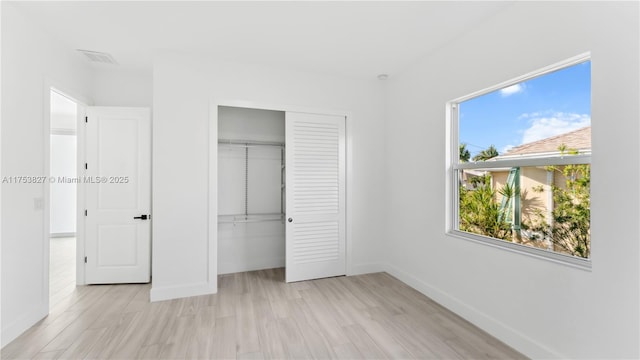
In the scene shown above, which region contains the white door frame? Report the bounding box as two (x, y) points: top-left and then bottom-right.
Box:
(43, 80), (91, 312)
(208, 99), (354, 292)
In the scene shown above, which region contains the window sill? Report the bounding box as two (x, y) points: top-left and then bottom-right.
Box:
(446, 230), (592, 271)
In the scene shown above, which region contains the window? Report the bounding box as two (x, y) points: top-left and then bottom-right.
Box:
(448, 54), (591, 268)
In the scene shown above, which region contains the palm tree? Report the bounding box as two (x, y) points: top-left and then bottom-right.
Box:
(459, 143), (471, 162)
(472, 145), (499, 161)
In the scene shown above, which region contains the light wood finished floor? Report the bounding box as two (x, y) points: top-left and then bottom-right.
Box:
(50, 237), (76, 309)
(2, 269), (525, 359)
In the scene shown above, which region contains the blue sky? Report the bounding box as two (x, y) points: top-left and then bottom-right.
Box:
(459, 61), (591, 158)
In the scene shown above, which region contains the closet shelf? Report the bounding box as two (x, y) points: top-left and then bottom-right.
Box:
(218, 139), (284, 147)
(218, 136), (286, 224)
(218, 213), (284, 224)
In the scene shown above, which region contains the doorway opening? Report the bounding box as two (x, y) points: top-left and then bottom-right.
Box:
(49, 89), (78, 308)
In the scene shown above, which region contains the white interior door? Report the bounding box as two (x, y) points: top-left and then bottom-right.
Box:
(85, 107), (151, 284)
(285, 112), (346, 282)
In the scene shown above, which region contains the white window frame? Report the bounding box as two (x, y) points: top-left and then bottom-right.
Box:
(446, 52), (592, 270)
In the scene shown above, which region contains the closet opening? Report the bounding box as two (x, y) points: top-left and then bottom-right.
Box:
(215, 103), (348, 285)
(217, 106), (286, 275)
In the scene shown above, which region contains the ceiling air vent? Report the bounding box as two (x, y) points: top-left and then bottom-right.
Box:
(77, 49), (118, 65)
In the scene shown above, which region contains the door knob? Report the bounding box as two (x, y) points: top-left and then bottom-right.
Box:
(134, 214), (150, 220)
(288, 218), (293, 223)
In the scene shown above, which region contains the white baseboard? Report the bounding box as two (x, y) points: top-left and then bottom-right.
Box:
(50, 232), (75, 238)
(349, 262), (386, 275)
(1, 303), (48, 348)
(150, 281), (217, 302)
(383, 263), (563, 359)
(218, 258), (285, 275)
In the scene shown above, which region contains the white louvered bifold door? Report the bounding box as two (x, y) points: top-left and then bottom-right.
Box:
(285, 112), (346, 283)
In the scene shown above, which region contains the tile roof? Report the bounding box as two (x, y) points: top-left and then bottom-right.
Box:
(504, 126), (591, 156)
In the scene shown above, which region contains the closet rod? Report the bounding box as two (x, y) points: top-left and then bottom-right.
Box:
(219, 212), (284, 218)
(218, 218), (284, 224)
(218, 139), (284, 147)
(218, 213), (284, 224)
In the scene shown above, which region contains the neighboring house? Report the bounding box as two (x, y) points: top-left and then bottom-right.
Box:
(487, 127), (591, 250)
(460, 169), (487, 190)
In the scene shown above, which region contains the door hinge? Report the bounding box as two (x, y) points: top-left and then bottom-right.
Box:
(85, 163), (88, 170)
(85, 116), (88, 123)
(84, 256), (87, 263)
(85, 209), (88, 216)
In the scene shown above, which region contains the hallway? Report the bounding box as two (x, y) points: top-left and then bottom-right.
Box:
(50, 237), (76, 309)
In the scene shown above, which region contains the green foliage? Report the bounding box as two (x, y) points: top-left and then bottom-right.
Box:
(459, 144), (590, 258)
(472, 145), (499, 161)
(527, 165), (591, 258)
(468, 175), (485, 187)
(459, 175), (512, 240)
(459, 143), (471, 163)
(525, 145), (591, 258)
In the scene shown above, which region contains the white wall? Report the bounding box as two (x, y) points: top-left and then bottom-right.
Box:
(92, 67), (152, 107)
(152, 54), (387, 301)
(385, 2), (639, 358)
(50, 90), (77, 131)
(49, 91), (77, 236)
(50, 134), (77, 235)
(1, 3), (93, 346)
(218, 106), (285, 143)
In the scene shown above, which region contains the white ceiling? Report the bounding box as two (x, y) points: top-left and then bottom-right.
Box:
(11, 1), (512, 79)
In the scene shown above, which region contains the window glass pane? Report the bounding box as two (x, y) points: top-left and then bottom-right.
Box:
(457, 162), (590, 258)
(458, 61), (591, 163)
(454, 59), (591, 260)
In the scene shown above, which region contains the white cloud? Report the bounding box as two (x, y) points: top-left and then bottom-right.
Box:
(521, 112), (591, 144)
(518, 111), (540, 120)
(500, 83), (525, 97)
(501, 144), (515, 154)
